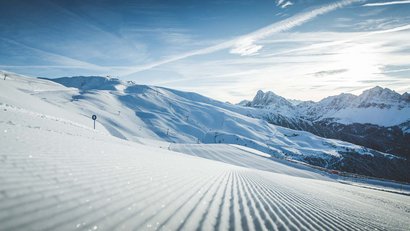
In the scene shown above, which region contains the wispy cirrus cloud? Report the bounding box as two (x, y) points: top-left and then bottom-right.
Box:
(312, 69), (348, 77)
(261, 24), (410, 58)
(0, 37), (106, 71)
(364, 0), (410, 6)
(230, 0), (359, 56)
(276, 0), (294, 8)
(123, 0), (360, 75)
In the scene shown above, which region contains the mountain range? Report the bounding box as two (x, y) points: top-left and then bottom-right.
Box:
(240, 87), (410, 159)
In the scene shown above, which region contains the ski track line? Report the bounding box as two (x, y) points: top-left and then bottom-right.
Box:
(240, 174), (287, 231)
(174, 172), (229, 230)
(160, 171), (226, 230)
(213, 172), (232, 229)
(236, 172), (266, 231)
(45, 171), (188, 231)
(248, 172), (382, 230)
(1, 158), (147, 213)
(245, 173), (325, 231)
(226, 169), (236, 231)
(230, 171), (242, 231)
(238, 173), (280, 231)
(242, 172), (303, 230)
(232, 171), (252, 231)
(186, 172), (229, 231)
(248, 173), (349, 230)
(203, 172), (232, 231)
(98, 174), (197, 230)
(111, 171), (216, 230)
(1, 163), (154, 229)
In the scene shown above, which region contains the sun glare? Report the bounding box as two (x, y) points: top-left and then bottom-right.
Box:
(336, 43), (381, 81)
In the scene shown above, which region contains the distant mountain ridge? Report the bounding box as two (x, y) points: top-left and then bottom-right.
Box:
(240, 86), (410, 158)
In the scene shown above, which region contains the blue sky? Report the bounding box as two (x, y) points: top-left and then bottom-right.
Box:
(1, 0), (410, 102)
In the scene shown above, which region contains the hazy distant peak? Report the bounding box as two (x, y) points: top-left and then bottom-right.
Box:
(360, 86), (397, 98)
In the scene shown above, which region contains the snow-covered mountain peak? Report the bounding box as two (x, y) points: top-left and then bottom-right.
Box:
(237, 99), (251, 106)
(315, 93), (356, 110)
(402, 92), (410, 102)
(250, 90), (294, 109)
(46, 76), (123, 91)
(356, 86), (405, 108)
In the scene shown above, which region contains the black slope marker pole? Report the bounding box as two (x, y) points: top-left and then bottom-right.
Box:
(92, 115), (97, 129)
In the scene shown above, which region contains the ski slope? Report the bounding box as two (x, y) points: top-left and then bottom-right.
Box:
(168, 143), (328, 180)
(1, 72), (410, 230)
(1, 100), (410, 230)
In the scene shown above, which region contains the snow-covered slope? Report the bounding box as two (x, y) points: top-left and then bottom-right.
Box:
(41, 75), (365, 157)
(1, 72), (409, 182)
(1, 72), (409, 230)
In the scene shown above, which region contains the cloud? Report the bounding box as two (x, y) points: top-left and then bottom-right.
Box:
(364, 0), (410, 6)
(380, 65), (410, 74)
(230, 0), (358, 56)
(276, 0), (294, 8)
(281, 1), (294, 8)
(262, 24), (410, 58)
(0, 37), (105, 71)
(229, 38), (263, 56)
(312, 69), (348, 77)
(123, 0), (359, 76)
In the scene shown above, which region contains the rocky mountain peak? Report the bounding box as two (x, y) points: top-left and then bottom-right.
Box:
(49, 76), (122, 91)
(250, 90), (293, 109)
(357, 86), (404, 108)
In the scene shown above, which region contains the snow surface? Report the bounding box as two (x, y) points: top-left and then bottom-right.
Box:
(39, 74), (393, 163)
(1, 72), (410, 230)
(168, 143), (328, 180)
(320, 106), (410, 126)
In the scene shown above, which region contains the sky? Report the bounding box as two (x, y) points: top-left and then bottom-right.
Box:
(1, 0), (410, 102)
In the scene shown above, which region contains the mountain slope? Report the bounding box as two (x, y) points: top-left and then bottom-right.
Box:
(1, 72), (408, 181)
(23, 74), (407, 182)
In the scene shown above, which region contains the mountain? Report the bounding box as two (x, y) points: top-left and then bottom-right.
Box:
(6, 73), (402, 182)
(0, 73), (410, 230)
(1, 71), (408, 182)
(241, 87), (410, 158)
(299, 86), (410, 126)
(250, 90), (294, 110)
(1, 72), (410, 230)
